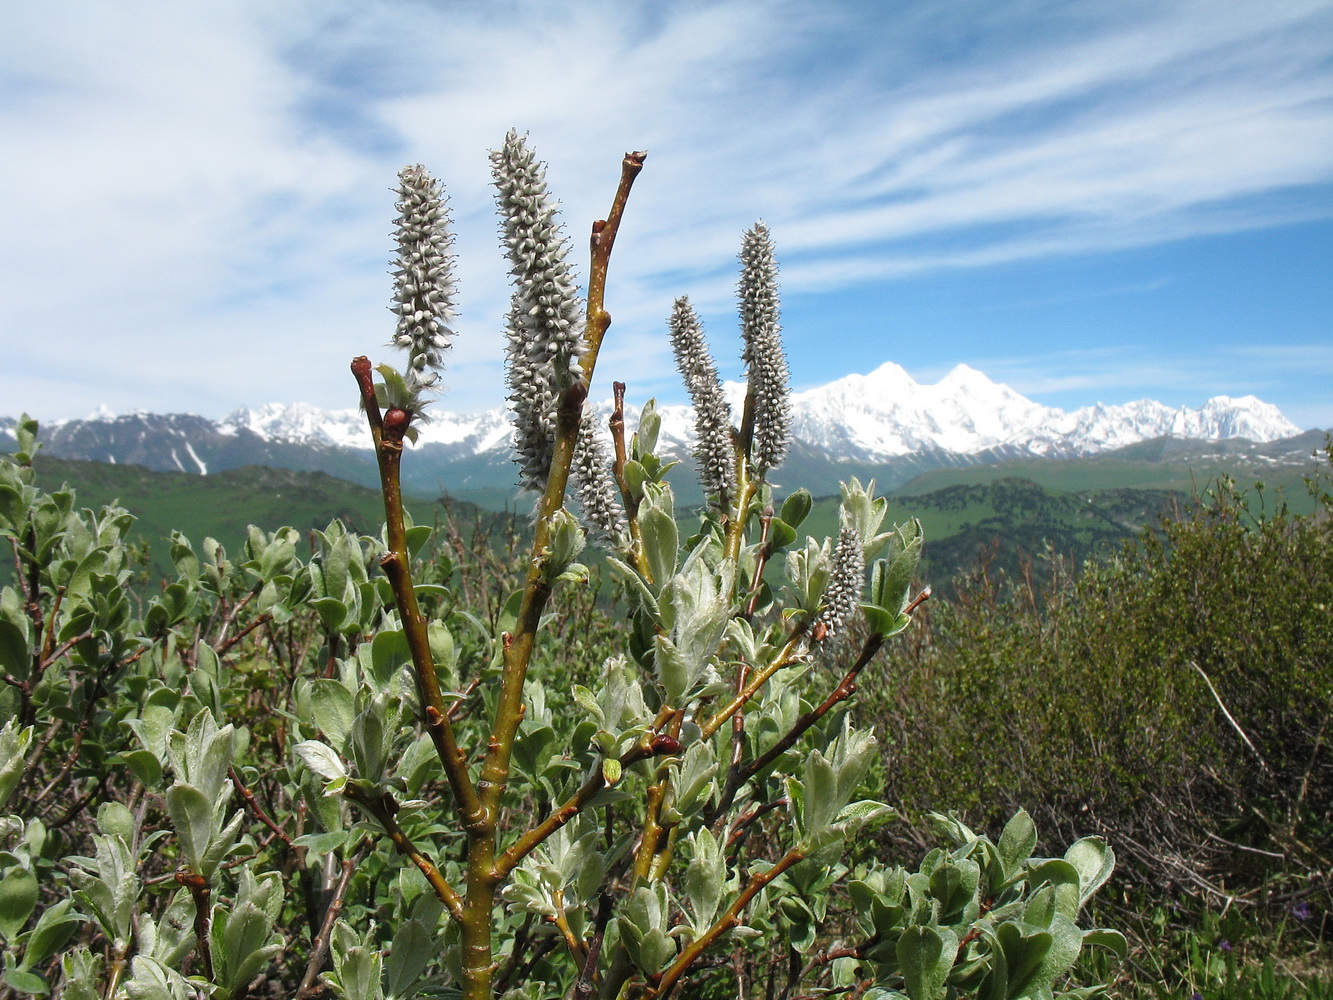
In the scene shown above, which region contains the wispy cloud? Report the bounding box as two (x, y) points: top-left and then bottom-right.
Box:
(962, 343), (1333, 415)
(1, 0), (1330, 420)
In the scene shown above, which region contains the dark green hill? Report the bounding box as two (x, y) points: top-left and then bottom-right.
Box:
(798, 477), (1183, 593)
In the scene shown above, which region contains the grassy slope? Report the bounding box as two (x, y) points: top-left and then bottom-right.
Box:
(28, 457), (447, 573)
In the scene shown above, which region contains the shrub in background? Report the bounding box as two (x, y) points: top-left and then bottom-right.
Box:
(864, 454), (1333, 985)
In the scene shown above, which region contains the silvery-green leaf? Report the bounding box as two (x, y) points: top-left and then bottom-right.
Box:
(295, 741), (347, 782)
(1065, 838), (1115, 908)
(683, 828), (725, 928)
(1081, 928), (1128, 959)
(654, 635), (690, 705)
(164, 784), (213, 875)
(638, 484), (678, 587)
(998, 810), (1037, 882)
(312, 680), (356, 752)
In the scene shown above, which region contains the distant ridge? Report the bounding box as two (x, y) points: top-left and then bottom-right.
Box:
(2, 362), (1311, 503)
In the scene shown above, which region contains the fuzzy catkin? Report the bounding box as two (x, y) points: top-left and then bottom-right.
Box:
(390, 165), (457, 398)
(669, 296), (735, 505)
(491, 130), (585, 491)
(571, 408), (629, 549)
(816, 525), (865, 639)
(738, 222), (791, 471)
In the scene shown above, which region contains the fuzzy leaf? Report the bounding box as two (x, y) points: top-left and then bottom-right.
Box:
(295, 741), (347, 782)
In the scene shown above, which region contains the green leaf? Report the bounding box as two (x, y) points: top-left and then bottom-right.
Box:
(352, 705), (389, 781)
(998, 810), (1037, 881)
(405, 524), (433, 558)
(0, 615), (33, 683)
(311, 596), (350, 632)
(622, 460), (648, 500)
(3, 969), (48, 996)
(1026, 859), (1082, 920)
(861, 605), (910, 640)
(996, 922), (1053, 1000)
(292, 831), (349, 855)
(120, 749), (163, 788)
(19, 899), (81, 971)
(1082, 928), (1128, 959)
(897, 925), (958, 1000)
(164, 783), (214, 876)
(295, 741), (347, 782)
(0, 866), (38, 940)
(683, 828), (724, 927)
(384, 919), (432, 1000)
(1024, 885), (1058, 929)
(870, 518), (923, 615)
(428, 621), (457, 688)
(1064, 838), (1115, 908)
(635, 405), (662, 457)
(767, 517), (798, 550)
(780, 489), (813, 528)
(653, 636), (690, 705)
(639, 486), (678, 587)
(96, 802), (135, 844)
(370, 628), (411, 687)
(312, 679), (356, 750)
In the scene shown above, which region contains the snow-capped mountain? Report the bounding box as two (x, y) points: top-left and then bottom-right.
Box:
(2, 363), (1307, 498)
(634, 362), (1301, 462)
(221, 403), (513, 457)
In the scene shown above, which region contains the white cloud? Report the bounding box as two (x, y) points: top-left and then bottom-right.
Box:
(962, 343), (1333, 417)
(1, 0), (1330, 420)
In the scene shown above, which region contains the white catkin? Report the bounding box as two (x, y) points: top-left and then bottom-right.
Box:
(816, 525), (865, 639)
(491, 130), (585, 491)
(669, 296), (735, 504)
(572, 407), (629, 549)
(390, 164), (457, 400)
(738, 221), (791, 471)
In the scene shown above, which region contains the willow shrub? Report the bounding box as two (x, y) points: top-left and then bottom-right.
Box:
(0, 137), (1122, 1000)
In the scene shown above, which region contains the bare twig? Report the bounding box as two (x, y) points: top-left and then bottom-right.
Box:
(1188, 660), (1269, 772)
(295, 844), (366, 1000)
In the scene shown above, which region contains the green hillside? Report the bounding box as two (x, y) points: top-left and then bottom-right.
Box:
(21, 435), (1326, 588)
(27, 457), (449, 573)
(895, 439), (1325, 516)
(797, 477), (1182, 590)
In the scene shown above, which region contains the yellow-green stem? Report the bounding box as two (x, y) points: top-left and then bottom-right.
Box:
(701, 630), (807, 739)
(352, 358), (484, 829)
(463, 151), (645, 1000)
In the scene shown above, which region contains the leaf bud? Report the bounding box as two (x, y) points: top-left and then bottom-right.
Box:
(650, 734), (682, 756)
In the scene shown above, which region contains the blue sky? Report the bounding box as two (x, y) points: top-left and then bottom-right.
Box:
(3, 0), (1331, 428)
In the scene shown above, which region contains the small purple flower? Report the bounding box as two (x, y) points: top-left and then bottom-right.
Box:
(1218, 940), (1232, 952)
(1292, 902), (1312, 921)
(1192, 992), (1204, 1000)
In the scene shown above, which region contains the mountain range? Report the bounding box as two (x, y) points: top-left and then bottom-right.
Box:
(2, 362), (1313, 506)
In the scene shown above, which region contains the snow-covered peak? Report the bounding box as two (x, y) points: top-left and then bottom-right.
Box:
(225, 403), (368, 449)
